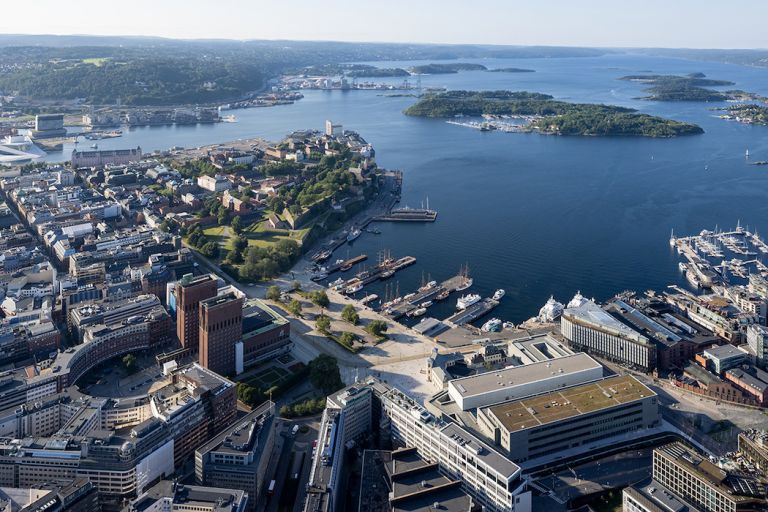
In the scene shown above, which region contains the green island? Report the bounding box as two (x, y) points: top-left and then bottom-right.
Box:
(618, 73), (745, 102)
(297, 63), (410, 77)
(489, 67), (535, 73)
(408, 63), (488, 74)
(404, 90), (704, 137)
(347, 67), (410, 77)
(716, 104), (768, 126)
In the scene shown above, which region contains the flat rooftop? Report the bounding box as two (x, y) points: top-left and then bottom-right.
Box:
(449, 353), (601, 399)
(485, 375), (655, 433)
(704, 344), (746, 360)
(624, 479), (702, 512)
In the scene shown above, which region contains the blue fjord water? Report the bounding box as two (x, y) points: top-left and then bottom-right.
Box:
(45, 53), (768, 323)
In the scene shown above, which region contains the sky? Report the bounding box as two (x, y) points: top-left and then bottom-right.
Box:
(3, 0), (768, 49)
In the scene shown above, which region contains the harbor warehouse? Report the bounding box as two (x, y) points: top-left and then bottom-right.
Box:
(447, 353), (604, 411)
(477, 375), (659, 461)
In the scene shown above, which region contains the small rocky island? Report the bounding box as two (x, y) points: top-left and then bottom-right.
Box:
(618, 72), (765, 102)
(489, 67), (535, 73)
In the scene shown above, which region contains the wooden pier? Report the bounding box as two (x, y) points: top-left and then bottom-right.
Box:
(324, 254), (368, 274)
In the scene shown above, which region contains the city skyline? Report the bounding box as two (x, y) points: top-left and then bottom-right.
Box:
(3, 0), (768, 49)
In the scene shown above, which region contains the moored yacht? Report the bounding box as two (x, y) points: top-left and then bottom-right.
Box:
(481, 318), (502, 332)
(347, 228), (362, 243)
(456, 293), (481, 310)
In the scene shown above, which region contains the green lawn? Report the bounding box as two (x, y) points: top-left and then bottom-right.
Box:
(244, 366), (291, 389)
(82, 57), (111, 66)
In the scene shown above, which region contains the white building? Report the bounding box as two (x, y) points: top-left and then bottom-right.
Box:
(197, 174), (232, 192)
(747, 324), (768, 368)
(447, 353), (604, 411)
(0, 136), (46, 166)
(324, 120), (342, 137)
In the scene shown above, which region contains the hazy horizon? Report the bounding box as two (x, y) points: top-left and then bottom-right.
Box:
(3, 0), (768, 50)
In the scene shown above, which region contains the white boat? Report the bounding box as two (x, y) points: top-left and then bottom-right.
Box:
(335, 259), (345, 265)
(455, 277), (473, 291)
(345, 283), (363, 294)
(481, 318), (502, 332)
(420, 301), (433, 308)
(492, 289), (505, 301)
(537, 296), (564, 322)
(403, 293), (416, 301)
(310, 272), (328, 282)
(678, 262), (687, 272)
(329, 278), (345, 288)
(408, 307), (427, 317)
(419, 280), (437, 291)
(360, 294), (378, 305)
(456, 293), (481, 310)
(347, 228), (362, 243)
(502, 321), (516, 330)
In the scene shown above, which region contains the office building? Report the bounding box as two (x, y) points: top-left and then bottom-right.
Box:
(561, 300), (657, 371)
(738, 431), (768, 472)
(447, 353), (603, 411)
(698, 345), (750, 375)
(325, 120), (342, 137)
(305, 379), (530, 512)
(622, 480), (702, 512)
(125, 480), (247, 512)
(0, 363), (235, 508)
(1, 478), (100, 512)
(195, 401), (274, 510)
(477, 375), (659, 462)
(653, 442), (767, 512)
(69, 293), (162, 341)
(747, 325), (768, 369)
(236, 299), (291, 374)
(176, 274), (217, 353)
(199, 292), (243, 376)
(359, 447), (481, 512)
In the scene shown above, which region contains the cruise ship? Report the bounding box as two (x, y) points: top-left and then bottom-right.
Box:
(456, 293), (481, 310)
(0, 135), (46, 166)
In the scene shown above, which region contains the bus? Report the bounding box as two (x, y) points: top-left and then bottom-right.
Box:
(267, 480), (276, 496)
